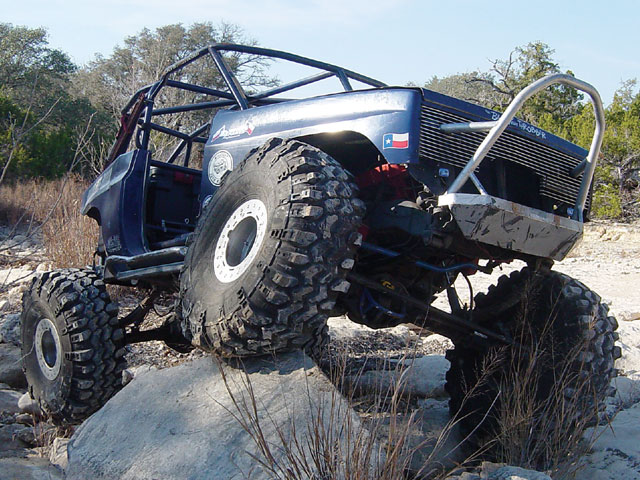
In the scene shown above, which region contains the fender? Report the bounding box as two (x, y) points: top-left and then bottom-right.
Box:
(200, 88), (423, 202)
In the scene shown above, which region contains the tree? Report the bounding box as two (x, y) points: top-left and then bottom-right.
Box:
(0, 24), (118, 180)
(0, 24), (76, 118)
(76, 22), (276, 162)
(424, 42), (583, 126)
(421, 42), (640, 220)
(596, 80), (640, 218)
(0, 24), (74, 90)
(423, 71), (505, 108)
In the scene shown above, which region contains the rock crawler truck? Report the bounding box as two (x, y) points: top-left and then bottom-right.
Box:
(22, 45), (620, 442)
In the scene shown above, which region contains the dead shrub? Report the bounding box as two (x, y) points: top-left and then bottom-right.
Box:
(465, 306), (615, 478)
(0, 175), (98, 268)
(219, 342), (489, 480)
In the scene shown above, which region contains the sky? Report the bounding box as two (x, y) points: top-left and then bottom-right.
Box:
(2, 0), (639, 106)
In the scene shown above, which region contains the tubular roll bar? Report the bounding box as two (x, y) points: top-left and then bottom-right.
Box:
(442, 73), (605, 221)
(110, 43), (387, 167)
(135, 43), (387, 114)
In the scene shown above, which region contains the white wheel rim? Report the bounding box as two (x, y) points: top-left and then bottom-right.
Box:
(214, 199), (268, 284)
(35, 317), (62, 380)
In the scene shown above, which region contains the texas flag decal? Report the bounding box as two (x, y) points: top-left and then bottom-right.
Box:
(383, 133), (409, 149)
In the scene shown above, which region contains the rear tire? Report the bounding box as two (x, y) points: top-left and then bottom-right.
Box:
(21, 269), (127, 425)
(180, 138), (364, 357)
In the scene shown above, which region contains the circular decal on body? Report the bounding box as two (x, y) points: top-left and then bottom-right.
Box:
(208, 150), (233, 186)
(202, 195), (213, 210)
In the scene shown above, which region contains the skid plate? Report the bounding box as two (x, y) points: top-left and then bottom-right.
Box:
(438, 193), (582, 260)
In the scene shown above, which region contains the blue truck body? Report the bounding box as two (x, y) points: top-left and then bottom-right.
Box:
(79, 44), (591, 284)
(82, 86), (586, 261)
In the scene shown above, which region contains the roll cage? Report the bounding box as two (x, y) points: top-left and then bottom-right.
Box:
(106, 43), (387, 167)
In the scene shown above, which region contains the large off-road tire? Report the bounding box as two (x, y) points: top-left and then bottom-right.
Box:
(179, 138), (364, 357)
(445, 267), (620, 451)
(21, 269), (127, 425)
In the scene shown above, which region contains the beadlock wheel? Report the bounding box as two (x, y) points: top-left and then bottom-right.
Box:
(21, 268), (127, 425)
(214, 198), (268, 284)
(180, 138), (364, 357)
(34, 317), (62, 381)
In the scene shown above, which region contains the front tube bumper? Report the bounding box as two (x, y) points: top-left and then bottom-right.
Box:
(443, 73), (605, 222)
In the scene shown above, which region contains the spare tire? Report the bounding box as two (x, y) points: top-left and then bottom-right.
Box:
(179, 138), (364, 357)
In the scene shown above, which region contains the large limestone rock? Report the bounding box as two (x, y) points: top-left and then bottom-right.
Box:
(581, 400), (640, 479)
(0, 343), (26, 388)
(0, 456), (63, 480)
(0, 313), (21, 347)
(67, 352), (380, 480)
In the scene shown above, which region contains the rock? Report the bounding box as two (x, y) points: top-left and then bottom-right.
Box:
(387, 324), (416, 344)
(327, 316), (417, 347)
(393, 398), (465, 475)
(0, 456), (63, 479)
(0, 388), (22, 415)
(615, 322), (640, 378)
(445, 471), (482, 480)
(11, 234), (27, 245)
(444, 463), (552, 480)
(122, 364), (156, 386)
(0, 343), (26, 388)
(422, 333), (454, 355)
(581, 401), (640, 479)
(0, 423), (33, 457)
(49, 437), (69, 471)
(15, 413), (34, 425)
(484, 464), (552, 480)
(346, 354), (449, 398)
(67, 352), (381, 480)
(7, 285), (26, 305)
(14, 424), (35, 446)
(18, 393), (41, 416)
(0, 313), (21, 346)
(621, 310), (640, 322)
(608, 376), (640, 409)
(0, 300), (8, 313)
(0, 412), (15, 424)
(0, 268), (34, 287)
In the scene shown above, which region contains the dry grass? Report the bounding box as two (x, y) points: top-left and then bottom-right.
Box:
(0, 176), (98, 268)
(31, 420), (73, 457)
(462, 298), (615, 479)
(488, 323), (607, 477)
(219, 346), (489, 480)
(220, 356), (405, 479)
(219, 307), (614, 479)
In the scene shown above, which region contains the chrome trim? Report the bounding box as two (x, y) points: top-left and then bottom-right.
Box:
(439, 121), (496, 133)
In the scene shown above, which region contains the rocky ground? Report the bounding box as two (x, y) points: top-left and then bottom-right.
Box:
(0, 221), (639, 479)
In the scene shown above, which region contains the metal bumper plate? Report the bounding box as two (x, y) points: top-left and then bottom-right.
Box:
(438, 193), (583, 260)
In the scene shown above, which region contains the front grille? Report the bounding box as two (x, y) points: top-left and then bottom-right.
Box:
(419, 104), (587, 208)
